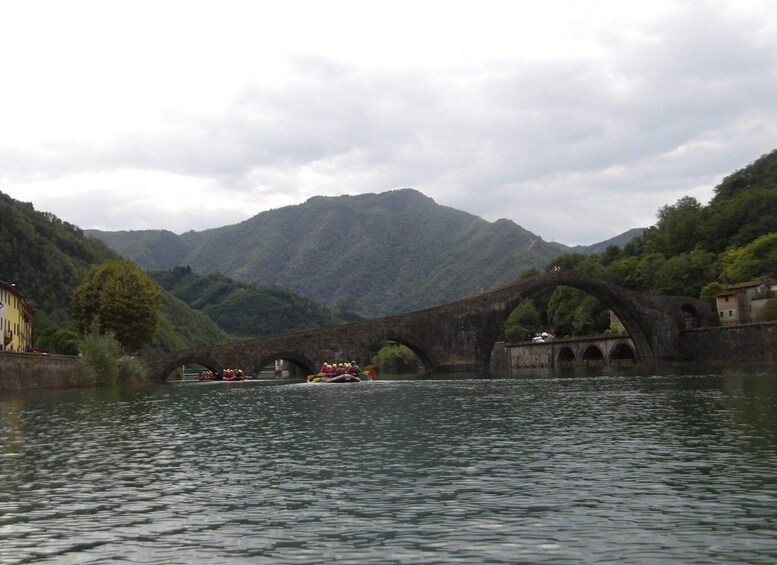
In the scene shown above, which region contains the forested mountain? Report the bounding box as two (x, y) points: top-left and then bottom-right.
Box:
(150, 266), (351, 340)
(90, 189), (582, 316)
(0, 192), (230, 352)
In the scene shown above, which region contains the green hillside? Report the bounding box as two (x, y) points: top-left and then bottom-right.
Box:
(90, 189), (569, 316)
(150, 266), (349, 339)
(0, 191), (230, 352)
(0, 193), (116, 341)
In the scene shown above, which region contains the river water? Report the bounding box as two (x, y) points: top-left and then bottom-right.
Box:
(1, 368), (776, 564)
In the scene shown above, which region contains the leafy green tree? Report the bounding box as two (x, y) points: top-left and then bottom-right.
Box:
(601, 254), (641, 288)
(547, 287), (581, 337)
(504, 299), (541, 342)
(652, 196), (704, 256)
(46, 328), (82, 355)
(762, 296), (777, 321)
(720, 233), (777, 283)
(600, 244), (623, 266)
(652, 249), (720, 297)
(547, 287), (609, 337)
(572, 304), (595, 335)
(73, 260), (161, 352)
(700, 282), (726, 308)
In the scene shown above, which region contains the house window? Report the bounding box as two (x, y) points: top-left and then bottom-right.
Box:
(729, 310), (733, 317)
(719, 311), (724, 318)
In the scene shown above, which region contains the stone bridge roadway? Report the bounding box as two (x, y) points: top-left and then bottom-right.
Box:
(141, 271), (710, 381)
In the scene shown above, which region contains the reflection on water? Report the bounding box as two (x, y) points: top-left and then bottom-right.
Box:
(1, 369), (777, 563)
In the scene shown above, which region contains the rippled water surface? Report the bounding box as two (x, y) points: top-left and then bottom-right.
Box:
(2, 369), (777, 563)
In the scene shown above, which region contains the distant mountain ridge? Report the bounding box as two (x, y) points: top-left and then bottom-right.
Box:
(89, 189), (643, 316)
(567, 228), (646, 255)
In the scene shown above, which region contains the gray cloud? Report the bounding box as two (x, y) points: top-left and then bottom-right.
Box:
(1, 2), (776, 244)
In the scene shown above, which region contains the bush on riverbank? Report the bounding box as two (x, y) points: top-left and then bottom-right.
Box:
(75, 327), (121, 386)
(72, 323), (150, 386)
(372, 343), (423, 374)
(118, 355), (149, 384)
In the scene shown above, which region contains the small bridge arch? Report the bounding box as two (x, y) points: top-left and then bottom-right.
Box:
(609, 341), (636, 364)
(159, 355), (221, 381)
(557, 346), (576, 367)
(254, 351), (317, 377)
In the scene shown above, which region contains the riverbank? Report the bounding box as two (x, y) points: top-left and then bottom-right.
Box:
(0, 351), (78, 391)
(679, 321), (777, 365)
(4, 322), (777, 392)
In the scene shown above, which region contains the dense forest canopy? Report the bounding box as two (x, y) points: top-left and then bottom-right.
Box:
(150, 266), (355, 339)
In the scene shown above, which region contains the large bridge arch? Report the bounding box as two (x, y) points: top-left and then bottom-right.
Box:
(493, 275), (652, 363)
(479, 271), (709, 367)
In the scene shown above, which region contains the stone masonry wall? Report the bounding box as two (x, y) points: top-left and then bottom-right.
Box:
(678, 322), (777, 365)
(0, 352), (79, 391)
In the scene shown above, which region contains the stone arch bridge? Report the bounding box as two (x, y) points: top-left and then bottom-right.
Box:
(141, 271), (710, 381)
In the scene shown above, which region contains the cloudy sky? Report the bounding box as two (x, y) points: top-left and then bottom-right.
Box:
(1, 0), (776, 245)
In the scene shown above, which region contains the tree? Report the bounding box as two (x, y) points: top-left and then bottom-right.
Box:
(762, 296), (777, 322)
(720, 233), (777, 284)
(503, 299), (541, 342)
(651, 196), (704, 256)
(700, 282), (726, 308)
(46, 328), (82, 355)
(652, 249), (720, 297)
(72, 260), (161, 352)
